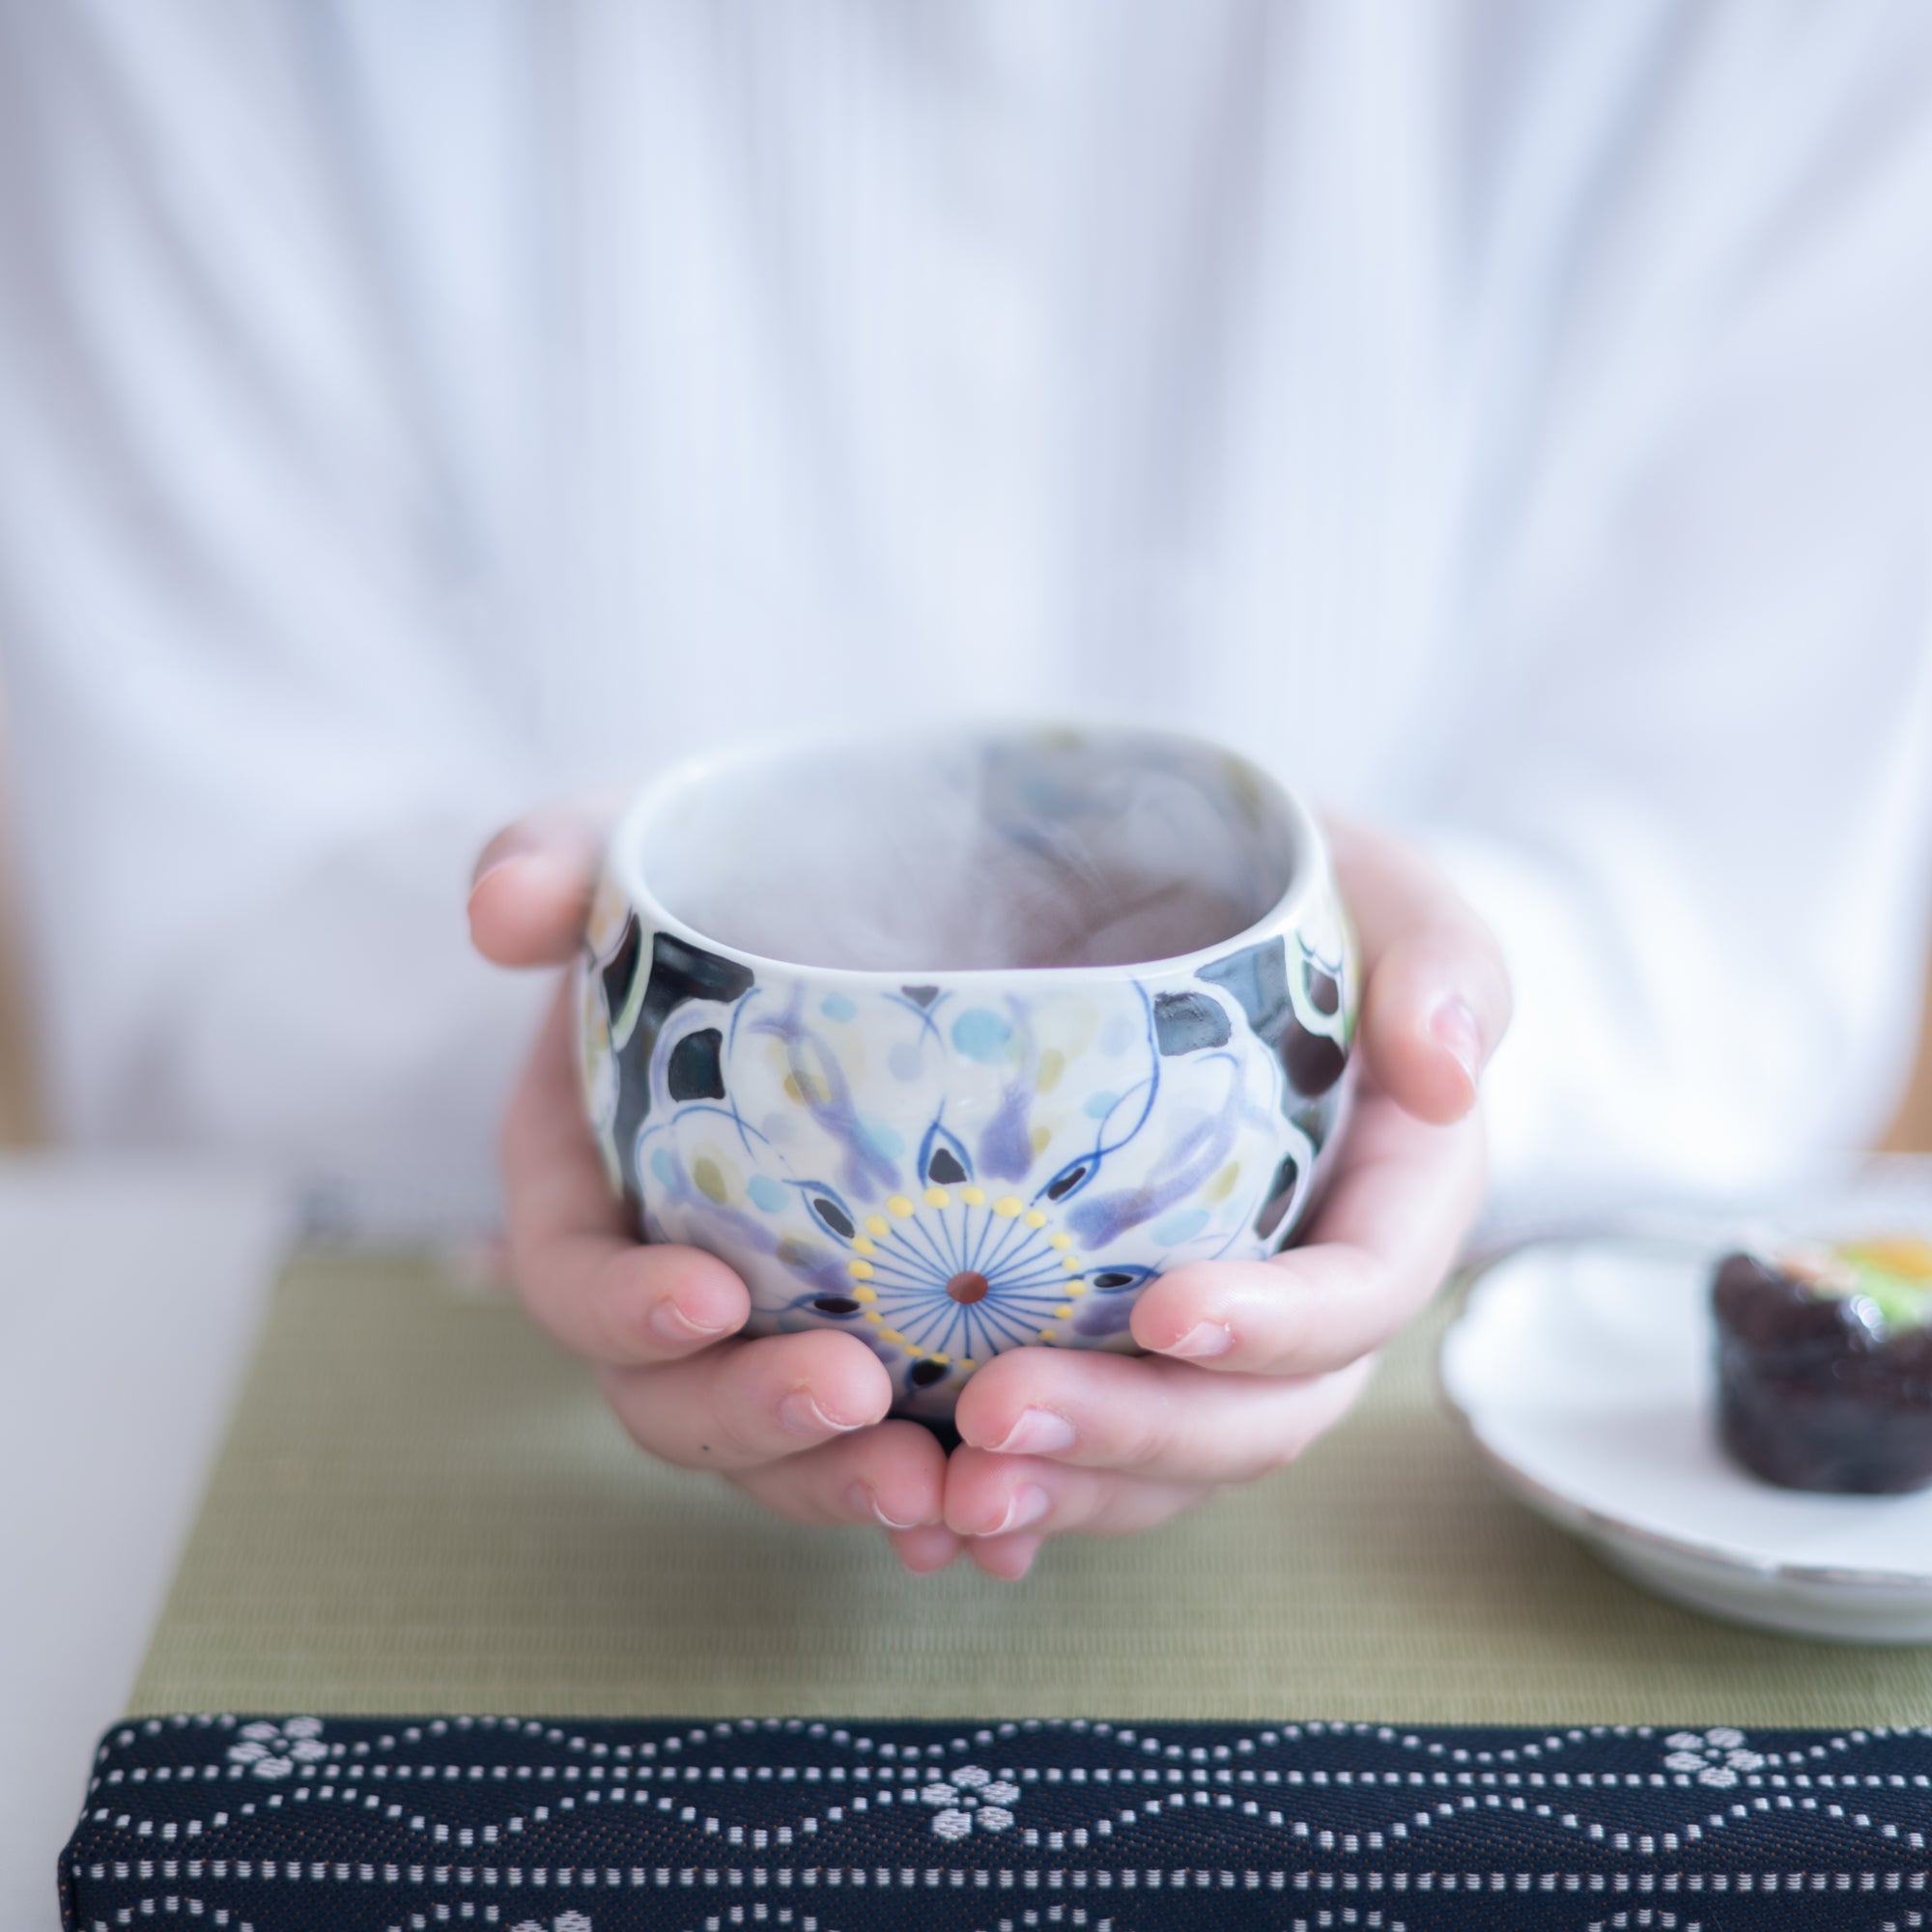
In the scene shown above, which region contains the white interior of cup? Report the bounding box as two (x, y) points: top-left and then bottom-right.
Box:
(621, 724), (1310, 974)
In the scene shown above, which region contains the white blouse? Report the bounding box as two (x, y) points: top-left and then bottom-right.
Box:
(3, 0), (1931, 1233)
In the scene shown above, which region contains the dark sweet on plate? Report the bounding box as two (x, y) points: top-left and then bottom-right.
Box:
(1713, 1238), (1932, 1494)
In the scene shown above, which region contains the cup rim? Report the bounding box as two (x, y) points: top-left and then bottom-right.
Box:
(607, 719), (1332, 985)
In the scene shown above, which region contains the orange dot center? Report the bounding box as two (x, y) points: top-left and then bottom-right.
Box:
(947, 1270), (990, 1305)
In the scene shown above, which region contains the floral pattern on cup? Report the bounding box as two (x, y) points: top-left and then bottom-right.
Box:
(581, 882), (1355, 1420)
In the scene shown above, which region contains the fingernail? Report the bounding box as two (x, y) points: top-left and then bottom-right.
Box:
(463, 852), (528, 927)
(469, 826), (539, 890)
(1164, 1321), (1234, 1360)
(981, 1483), (1052, 1537)
(779, 1389), (855, 1438)
(468, 848), (581, 908)
(848, 1483), (924, 1532)
(990, 1407), (1078, 1457)
(649, 1299), (729, 1347)
(1429, 996), (1482, 1085)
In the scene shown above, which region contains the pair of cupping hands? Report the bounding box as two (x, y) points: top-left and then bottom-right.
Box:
(467, 809), (1509, 1580)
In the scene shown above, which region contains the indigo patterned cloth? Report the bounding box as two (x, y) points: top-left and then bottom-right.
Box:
(61, 1715), (1932, 1931)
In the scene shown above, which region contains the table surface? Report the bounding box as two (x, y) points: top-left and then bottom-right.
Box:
(20, 1157), (1932, 1932)
(0, 1157), (290, 1932)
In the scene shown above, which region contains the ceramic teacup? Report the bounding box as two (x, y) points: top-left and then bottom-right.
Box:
(578, 724), (1358, 1418)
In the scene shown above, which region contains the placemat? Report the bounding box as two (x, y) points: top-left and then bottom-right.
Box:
(128, 1252), (1932, 1725)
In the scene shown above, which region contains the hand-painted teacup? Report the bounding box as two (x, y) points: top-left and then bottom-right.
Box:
(578, 724), (1358, 1419)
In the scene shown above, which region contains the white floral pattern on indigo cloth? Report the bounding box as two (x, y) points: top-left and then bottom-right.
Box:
(919, 1761), (1022, 1839)
(1662, 1725), (1768, 1784)
(580, 876), (1355, 1418)
(224, 1716), (327, 1779)
(65, 1715), (1932, 1932)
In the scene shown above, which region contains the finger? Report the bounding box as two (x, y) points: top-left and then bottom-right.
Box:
(725, 1418), (950, 1533)
(503, 985), (752, 1363)
(1131, 1093), (1485, 1377)
(468, 798), (617, 968)
(952, 1349), (1374, 1484)
(598, 1327), (894, 1472)
(1326, 818), (1512, 1123)
(965, 1532), (1047, 1582)
(944, 1447), (1216, 1540)
(890, 1524), (967, 1575)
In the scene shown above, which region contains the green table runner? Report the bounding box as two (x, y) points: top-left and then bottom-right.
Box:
(129, 1251), (1932, 1725)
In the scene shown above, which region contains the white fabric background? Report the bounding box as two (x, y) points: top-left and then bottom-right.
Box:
(2, 1), (1931, 1232)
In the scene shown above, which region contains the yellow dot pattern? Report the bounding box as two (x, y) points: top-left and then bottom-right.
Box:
(993, 1196), (1024, 1219)
(847, 1260), (874, 1280)
(887, 1195), (916, 1218)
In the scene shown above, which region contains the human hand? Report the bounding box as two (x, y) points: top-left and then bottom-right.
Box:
(470, 809), (1508, 1582)
(937, 820), (1510, 1577)
(469, 807), (963, 1575)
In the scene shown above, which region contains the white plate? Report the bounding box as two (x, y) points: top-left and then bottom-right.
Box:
(1438, 1238), (1932, 1643)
